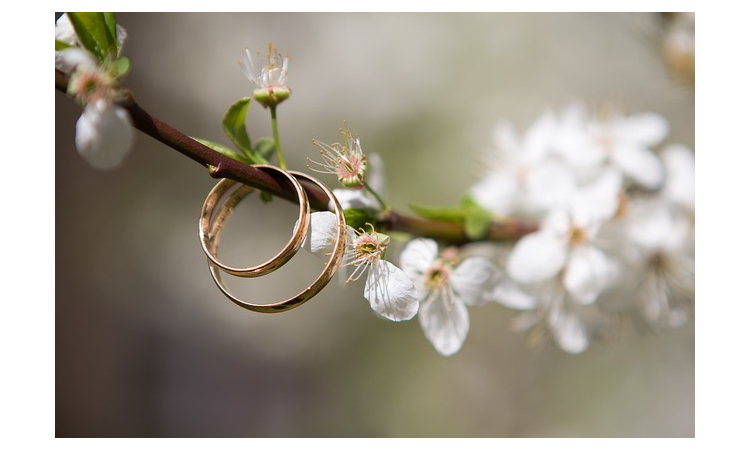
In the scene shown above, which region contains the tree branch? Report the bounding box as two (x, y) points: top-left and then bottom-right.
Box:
(56, 69), (537, 244)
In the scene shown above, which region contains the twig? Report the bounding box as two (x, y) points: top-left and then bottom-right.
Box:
(56, 69), (537, 244)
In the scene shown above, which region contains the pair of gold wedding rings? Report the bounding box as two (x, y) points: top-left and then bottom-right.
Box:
(198, 165), (346, 313)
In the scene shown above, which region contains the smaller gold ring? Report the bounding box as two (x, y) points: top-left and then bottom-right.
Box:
(205, 171), (346, 313)
(199, 165), (310, 278)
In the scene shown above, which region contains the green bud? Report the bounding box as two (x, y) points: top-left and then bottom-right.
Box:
(253, 87), (290, 108)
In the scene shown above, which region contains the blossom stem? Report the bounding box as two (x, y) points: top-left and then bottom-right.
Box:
(269, 104), (287, 170)
(364, 181), (389, 212)
(55, 69), (538, 245)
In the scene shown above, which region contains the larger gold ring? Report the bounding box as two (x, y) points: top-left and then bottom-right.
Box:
(205, 171), (346, 313)
(199, 165), (310, 278)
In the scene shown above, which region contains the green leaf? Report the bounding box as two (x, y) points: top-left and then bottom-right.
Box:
(102, 12), (118, 52)
(344, 208), (375, 231)
(412, 197), (495, 240)
(55, 39), (74, 51)
(192, 137), (252, 164)
(461, 197), (494, 240)
(66, 12), (117, 61)
(259, 192), (274, 204)
(222, 98), (253, 156)
(464, 210), (494, 240)
(253, 138), (275, 161)
(112, 56), (130, 77)
(409, 203), (467, 222)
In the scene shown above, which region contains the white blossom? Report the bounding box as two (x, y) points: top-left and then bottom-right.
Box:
(239, 45), (290, 107)
(661, 143), (695, 211)
(510, 281), (590, 354)
(469, 110), (577, 218)
(75, 99), (134, 170)
(332, 153), (386, 213)
(555, 103), (668, 189)
(56, 14), (133, 170)
(399, 239), (497, 355)
(304, 212), (418, 321)
(624, 199), (694, 327)
(620, 146), (694, 327)
(310, 128), (368, 189)
(506, 169), (621, 305)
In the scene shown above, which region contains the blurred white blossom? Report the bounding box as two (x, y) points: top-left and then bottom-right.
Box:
(56, 15), (133, 170)
(506, 168), (621, 305)
(467, 103), (693, 352)
(625, 199), (694, 328)
(75, 98), (134, 170)
(470, 110), (576, 218)
(555, 104), (668, 189)
(510, 280), (591, 354)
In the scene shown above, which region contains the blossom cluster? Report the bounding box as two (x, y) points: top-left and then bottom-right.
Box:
(310, 105), (693, 356)
(470, 104), (694, 353)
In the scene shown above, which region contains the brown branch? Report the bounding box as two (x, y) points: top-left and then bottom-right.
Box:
(56, 69), (537, 244)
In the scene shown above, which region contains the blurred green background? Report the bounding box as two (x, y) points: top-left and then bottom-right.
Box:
(55, 12), (694, 437)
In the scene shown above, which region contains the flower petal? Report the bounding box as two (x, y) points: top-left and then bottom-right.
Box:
(563, 246), (613, 305)
(451, 256), (497, 305)
(303, 211), (339, 257)
(523, 108), (558, 161)
(58, 48), (97, 72)
(365, 152), (387, 198)
(489, 279), (538, 310)
(469, 174), (517, 217)
(418, 292), (470, 356)
(75, 100), (133, 170)
(364, 260), (419, 321)
(548, 310), (588, 354)
(662, 144), (695, 209)
(616, 113), (669, 147)
(332, 188), (380, 212)
(524, 159), (577, 212)
(399, 238), (438, 282)
(611, 142), (664, 190)
(507, 231), (567, 284)
(571, 168), (622, 228)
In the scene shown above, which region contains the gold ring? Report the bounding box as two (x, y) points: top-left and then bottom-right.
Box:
(204, 171), (346, 313)
(199, 164), (310, 278)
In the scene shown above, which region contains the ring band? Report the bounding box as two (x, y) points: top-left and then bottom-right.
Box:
(199, 165), (310, 278)
(205, 171), (346, 313)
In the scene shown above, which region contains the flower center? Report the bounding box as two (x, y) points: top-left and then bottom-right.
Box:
(70, 68), (115, 104)
(425, 263), (451, 289)
(353, 231), (389, 264)
(568, 226), (587, 246)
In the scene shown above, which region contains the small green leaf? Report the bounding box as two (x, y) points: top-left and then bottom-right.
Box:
(409, 203), (467, 222)
(67, 12), (117, 61)
(192, 137), (252, 164)
(112, 56), (130, 76)
(259, 192), (274, 203)
(464, 211), (494, 240)
(461, 197), (494, 240)
(102, 12), (118, 52)
(344, 208), (374, 231)
(222, 98), (253, 156)
(412, 198), (495, 240)
(253, 138), (275, 161)
(55, 39), (74, 51)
